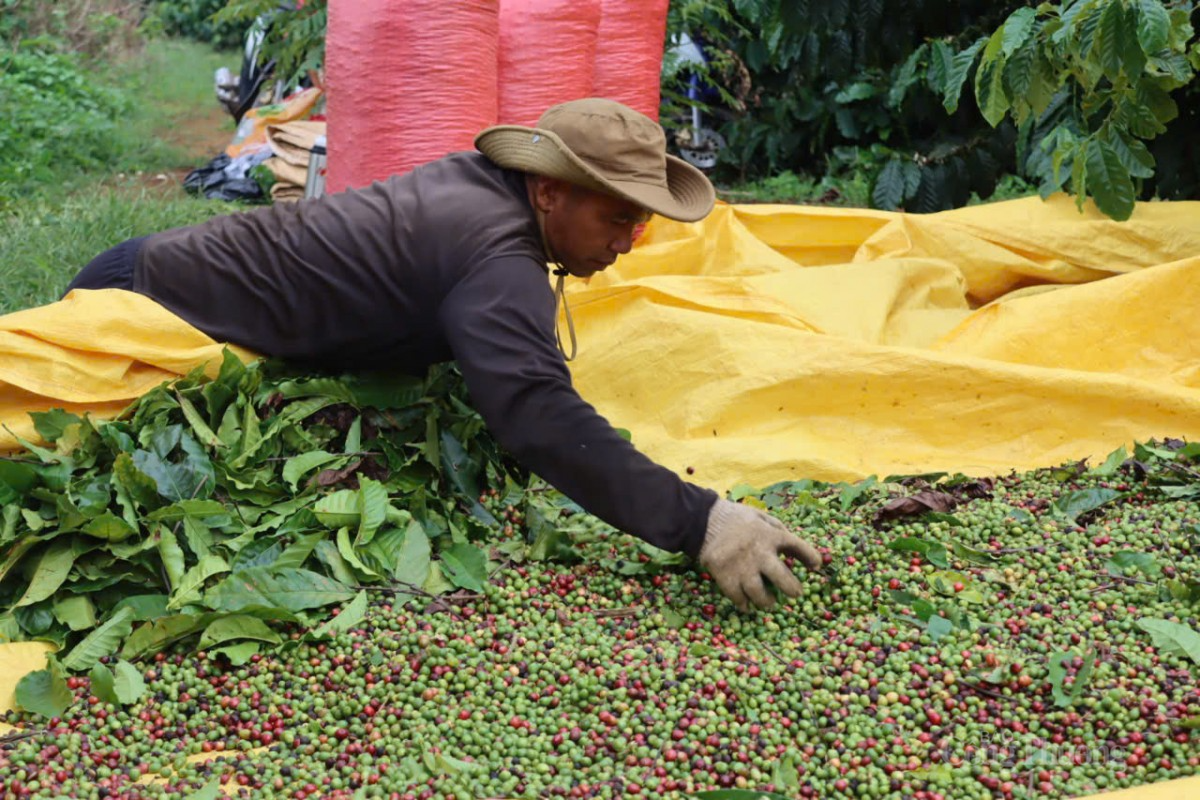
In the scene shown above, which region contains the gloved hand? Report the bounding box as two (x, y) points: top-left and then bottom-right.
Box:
(698, 498), (822, 612)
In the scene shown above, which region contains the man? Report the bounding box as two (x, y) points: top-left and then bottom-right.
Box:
(65, 98), (822, 612)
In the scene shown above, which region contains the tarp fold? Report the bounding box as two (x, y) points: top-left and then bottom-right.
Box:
(2, 195), (1198, 493)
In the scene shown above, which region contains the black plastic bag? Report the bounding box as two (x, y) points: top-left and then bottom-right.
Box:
(184, 153), (266, 202)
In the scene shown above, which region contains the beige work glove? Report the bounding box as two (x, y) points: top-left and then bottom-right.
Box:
(698, 498), (822, 612)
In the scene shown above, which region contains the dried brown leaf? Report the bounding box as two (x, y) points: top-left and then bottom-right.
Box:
(874, 491), (959, 525)
(311, 458), (363, 488)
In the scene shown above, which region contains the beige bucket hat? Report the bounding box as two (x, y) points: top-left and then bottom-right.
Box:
(475, 98), (716, 223)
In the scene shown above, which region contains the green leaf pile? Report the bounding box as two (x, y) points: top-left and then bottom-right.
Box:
(0, 354), (530, 665)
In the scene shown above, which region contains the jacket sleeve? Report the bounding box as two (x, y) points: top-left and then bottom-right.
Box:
(437, 256), (718, 558)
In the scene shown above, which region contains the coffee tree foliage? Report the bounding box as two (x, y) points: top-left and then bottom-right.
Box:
(950, 1), (1199, 220)
(148, 0), (248, 51)
(214, 0), (327, 88)
(666, 0), (1199, 216)
(664, 0), (1031, 210)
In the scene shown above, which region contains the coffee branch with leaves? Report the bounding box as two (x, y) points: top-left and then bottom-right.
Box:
(947, 0), (1199, 220)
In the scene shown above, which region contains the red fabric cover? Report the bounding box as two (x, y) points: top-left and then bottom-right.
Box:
(498, 0), (601, 127)
(591, 0), (670, 121)
(325, 0), (500, 193)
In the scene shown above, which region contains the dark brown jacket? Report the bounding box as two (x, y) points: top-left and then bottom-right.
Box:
(134, 152), (717, 556)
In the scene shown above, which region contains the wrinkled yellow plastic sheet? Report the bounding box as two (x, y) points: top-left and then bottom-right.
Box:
(564, 194), (1200, 491)
(1, 195), (1199, 492)
(0, 290), (256, 451)
(3, 194), (1200, 792)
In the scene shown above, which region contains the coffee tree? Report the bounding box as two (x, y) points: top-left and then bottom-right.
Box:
(666, 0), (1037, 210)
(668, 0), (1199, 215)
(942, 0), (1200, 220)
(215, 0), (327, 87)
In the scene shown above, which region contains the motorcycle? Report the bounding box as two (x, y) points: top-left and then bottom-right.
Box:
(213, 4), (294, 124)
(663, 32), (728, 171)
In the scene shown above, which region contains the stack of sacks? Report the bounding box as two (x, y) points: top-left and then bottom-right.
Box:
(497, 0), (601, 126)
(263, 120), (327, 202)
(591, 0), (670, 120)
(324, 0), (671, 187)
(324, 0), (500, 192)
(495, 0), (670, 124)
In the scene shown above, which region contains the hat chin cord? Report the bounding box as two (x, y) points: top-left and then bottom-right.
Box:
(533, 205), (578, 362)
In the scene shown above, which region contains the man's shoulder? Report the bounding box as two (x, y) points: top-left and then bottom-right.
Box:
(405, 150), (521, 188)
(400, 152), (542, 265)
(367, 151), (526, 219)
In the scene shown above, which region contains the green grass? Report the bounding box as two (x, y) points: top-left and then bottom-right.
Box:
(37, 37), (240, 193)
(109, 37), (239, 173)
(967, 172), (1038, 205)
(721, 169), (1037, 208)
(0, 37), (241, 313)
(0, 191), (236, 314)
(718, 170), (873, 207)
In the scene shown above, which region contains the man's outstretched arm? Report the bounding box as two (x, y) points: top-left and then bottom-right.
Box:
(438, 256), (716, 557)
(438, 256), (823, 609)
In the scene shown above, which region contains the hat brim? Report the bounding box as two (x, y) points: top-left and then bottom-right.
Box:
(475, 125), (716, 223)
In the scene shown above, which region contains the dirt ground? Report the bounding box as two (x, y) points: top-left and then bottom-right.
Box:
(165, 98), (238, 158)
(126, 101), (236, 196)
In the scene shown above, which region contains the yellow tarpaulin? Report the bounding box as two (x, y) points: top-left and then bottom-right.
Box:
(0, 289), (256, 451)
(3, 195), (1199, 794)
(0, 642), (53, 716)
(1, 194), (1199, 490)
(562, 194), (1200, 490)
(1085, 777), (1200, 800)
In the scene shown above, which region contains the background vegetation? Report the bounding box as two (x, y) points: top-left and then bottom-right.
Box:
(148, 0), (248, 50)
(663, 0), (1199, 216)
(0, 0), (1196, 277)
(198, 0), (1200, 216)
(0, 0), (238, 310)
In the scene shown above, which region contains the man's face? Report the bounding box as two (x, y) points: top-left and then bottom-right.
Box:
(536, 179), (652, 278)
